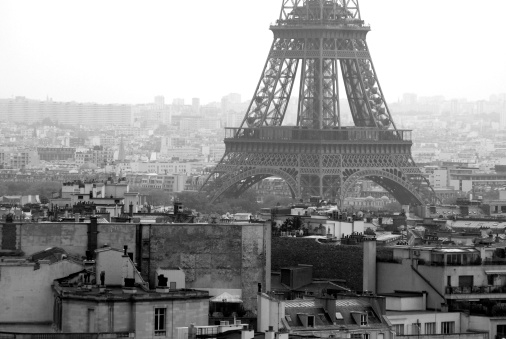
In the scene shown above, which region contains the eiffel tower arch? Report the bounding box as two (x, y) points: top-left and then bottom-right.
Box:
(202, 0), (436, 206)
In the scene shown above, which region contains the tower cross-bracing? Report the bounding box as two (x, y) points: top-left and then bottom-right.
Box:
(202, 0), (436, 206)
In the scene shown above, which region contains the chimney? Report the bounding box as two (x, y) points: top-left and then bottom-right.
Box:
(188, 324), (197, 339)
(75, 213), (80, 223)
(265, 326), (275, 339)
(129, 202), (133, 217)
(241, 326), (254, 339)
(122, 245), (136, 292)
(87, 217), (98, 257)
(363, 239), (377, 294)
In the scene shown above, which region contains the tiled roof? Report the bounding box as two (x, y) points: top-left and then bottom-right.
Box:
(285, 300), (316, 308)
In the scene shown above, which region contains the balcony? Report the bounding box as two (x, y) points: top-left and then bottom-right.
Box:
(445, 285), (506, 295)
(225, 127), (411, 143)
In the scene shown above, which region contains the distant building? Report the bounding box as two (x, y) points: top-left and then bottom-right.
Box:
(37, 147), (76, 161)
(0, 97), (132, 126)
(0, 148), (39, 169)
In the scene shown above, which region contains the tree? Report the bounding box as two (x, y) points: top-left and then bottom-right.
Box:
(280, 217), (303, 233)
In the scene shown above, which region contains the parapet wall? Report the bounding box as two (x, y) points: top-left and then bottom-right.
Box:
(271, 237), (364, 291)
(0, 222), (137, 258)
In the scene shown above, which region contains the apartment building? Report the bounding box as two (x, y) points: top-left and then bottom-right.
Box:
(0, 97), (132, 126)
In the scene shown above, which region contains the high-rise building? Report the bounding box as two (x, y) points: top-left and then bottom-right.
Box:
(500, 101), (506, 130)
(172, 98), (185, 106)
(0, 97), (132, 126)
(154, 96), (165, 107)
(192, 98), (200, 115)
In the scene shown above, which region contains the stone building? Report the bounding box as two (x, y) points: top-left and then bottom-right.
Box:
(52, 246), (209, 337)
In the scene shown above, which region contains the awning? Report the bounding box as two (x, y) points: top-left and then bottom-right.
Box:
(485, 270), (506, 275)
(210, 292), (243, 303)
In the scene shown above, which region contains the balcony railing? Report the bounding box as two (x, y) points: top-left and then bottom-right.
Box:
(445, 285), (506, 294)
(225, 127), (411, 142)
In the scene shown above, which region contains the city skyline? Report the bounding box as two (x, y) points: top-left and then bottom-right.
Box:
(1, 0), (505, 105)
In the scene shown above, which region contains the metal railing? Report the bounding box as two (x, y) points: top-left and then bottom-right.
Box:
(0, 333), (132, 339)
(445, 285), (506, 294)
(225, 127), (411, 142)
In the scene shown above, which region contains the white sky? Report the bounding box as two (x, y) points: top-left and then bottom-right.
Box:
(0, 0), (505, 105)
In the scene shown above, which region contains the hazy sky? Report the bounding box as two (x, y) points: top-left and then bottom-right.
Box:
(1, 0), (505, 105)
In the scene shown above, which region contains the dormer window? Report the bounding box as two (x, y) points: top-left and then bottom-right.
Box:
(360, 314), (368, 326)
(307, 315), (315, 328)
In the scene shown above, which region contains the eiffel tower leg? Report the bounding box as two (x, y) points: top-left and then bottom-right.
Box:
(240, 39), (300, 128)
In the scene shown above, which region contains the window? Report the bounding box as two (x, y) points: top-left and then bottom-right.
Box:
(170, 282), (176, 289)
(393, 324), (404, 335)
(307, 315), (315, 328)
(459, 275), (474, 288)
(360, 314), (368, 326)
(154, 308), (166, 336)
(441, 321), (455, 334)
(285, 315), (292, 322)
(497, 325), (506, 339)
(425, 322), (436, 334)
(363, 334), (370, 339)
(447, 254), (461, 265)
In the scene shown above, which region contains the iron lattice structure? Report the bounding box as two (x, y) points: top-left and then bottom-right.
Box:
(202, 0), (436, 206)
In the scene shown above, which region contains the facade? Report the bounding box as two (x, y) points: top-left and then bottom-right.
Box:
(378, 245), (506, 339)
(50, 179), (147, 215)
(37, 147), (76, 161)
(126, 173), (187, 192)
(0, 148), (39, 169)
(0, 97), (132, 126)
(52, 247), (209, 337)
(382, 291), (488, 338)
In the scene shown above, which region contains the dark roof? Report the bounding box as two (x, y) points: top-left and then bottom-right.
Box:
(293, 281), (350, 294)
(30, 247), (67, 263)
(379, 291), (425, 298)
(284, 307), (333, 328)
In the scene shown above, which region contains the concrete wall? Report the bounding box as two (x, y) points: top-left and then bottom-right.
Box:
(386, 296), (425, 312)
(1, 222), (138, 258)
(156, 268), (185, 289)
(378, 261), (446, 310)
(0, 260), (82, 323)
(469, 315), (506, 339)
(257, 293), (285, 332)
(147, 224), (269, 312)
(96, 248), (143, 286)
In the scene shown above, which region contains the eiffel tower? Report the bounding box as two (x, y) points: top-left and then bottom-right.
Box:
(202, 0), (436, 206)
